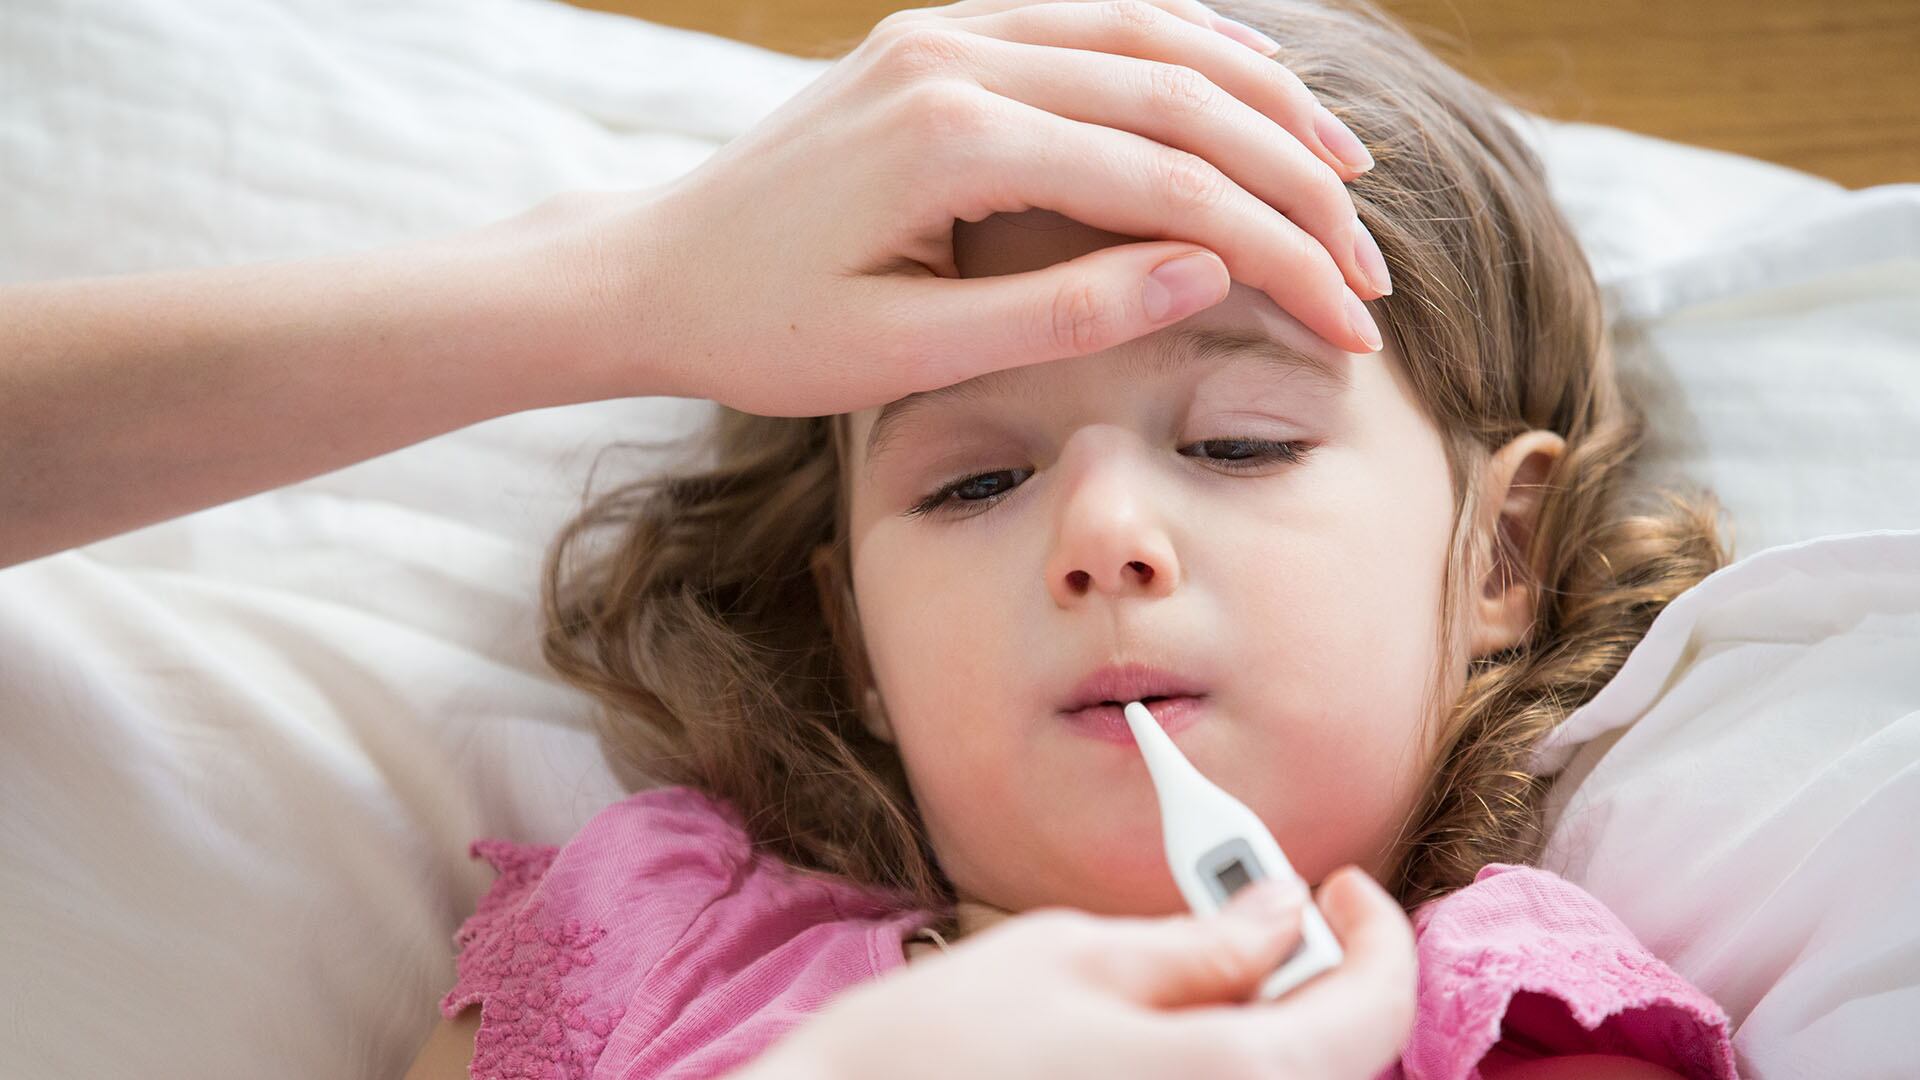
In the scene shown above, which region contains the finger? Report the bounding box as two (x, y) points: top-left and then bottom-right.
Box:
(956, 1), (1372, 183)
(886, 0), (1277, 60)
(1165, 867), (1419, 1079)
(1070, 880), (1307, 1010)
(913, 89), (1380, 354)
(957, 32), (1386, 302)
(884, 240), (1229, 385)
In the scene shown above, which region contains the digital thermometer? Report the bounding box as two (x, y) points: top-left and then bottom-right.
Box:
(1122, 700), (1343, 1000)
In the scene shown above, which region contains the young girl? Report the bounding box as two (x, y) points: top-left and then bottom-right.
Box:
(427, 0), (1740, 1076)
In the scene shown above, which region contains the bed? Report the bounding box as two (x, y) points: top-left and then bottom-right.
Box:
(1, 0), (1915, 1076)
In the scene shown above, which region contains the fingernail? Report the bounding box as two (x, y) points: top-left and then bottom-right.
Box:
(1351, 216), (1391, 297)
(1144, 252), (1227, 324)
(1314, 104), (1374, 174)
(1344, 287), (1383, 353)
(1210, 14), (1282, 55)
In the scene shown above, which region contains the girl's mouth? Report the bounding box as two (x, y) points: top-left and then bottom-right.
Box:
(1061, 695), (1207, 744)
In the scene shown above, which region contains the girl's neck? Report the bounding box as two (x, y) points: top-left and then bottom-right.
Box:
(954, 896), (1013, 939)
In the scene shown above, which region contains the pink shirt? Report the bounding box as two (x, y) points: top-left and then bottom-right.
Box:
(440, 786), (1738, 1080)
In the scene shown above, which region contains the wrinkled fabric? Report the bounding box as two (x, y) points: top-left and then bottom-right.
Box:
(441, 787), (937, 1079)
(443, 787), (1736, 1079)
(1386, 863), (1737, 1080)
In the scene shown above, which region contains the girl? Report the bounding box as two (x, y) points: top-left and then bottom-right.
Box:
(425, 0), (1741, 1076)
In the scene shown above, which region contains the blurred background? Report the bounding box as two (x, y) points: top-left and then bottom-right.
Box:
(565, 0), (1918, 189)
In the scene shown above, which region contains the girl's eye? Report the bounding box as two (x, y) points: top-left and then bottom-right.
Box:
(903, 439), (1315, 519)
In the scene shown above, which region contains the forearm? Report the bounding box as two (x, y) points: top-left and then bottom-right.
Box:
(0, 194), (664, 570)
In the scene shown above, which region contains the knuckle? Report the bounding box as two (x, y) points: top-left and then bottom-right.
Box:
(869, 8), (920, 38)
(1286, 231), (1346, 291)
(855, 15), (918, 67)
(901, 80), (996, 142)
(1308, 165), (1355, 221)
(1268, 64), (1320, 117)
(1145, 62), (1216, 118)
(1050, 281), (1119, 355)
(1160, 150), (1229, 213)
(875, 26), (975, 81)
(1104, 0), (1168, 35)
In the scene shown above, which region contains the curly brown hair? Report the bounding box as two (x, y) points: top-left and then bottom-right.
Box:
(537, 0), (1728, 927)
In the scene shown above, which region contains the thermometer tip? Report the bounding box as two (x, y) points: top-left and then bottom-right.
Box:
(1122, 700), (1166, 746)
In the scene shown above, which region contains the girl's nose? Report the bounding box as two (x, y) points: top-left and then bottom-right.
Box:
(1063, 559), (1158, 595)
(1044, 447), (1180, 605)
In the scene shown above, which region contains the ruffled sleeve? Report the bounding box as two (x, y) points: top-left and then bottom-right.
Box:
(1402, 863), (1738, 1080)
(436, 787), (768, 1080)
(445, 839), (562, 985)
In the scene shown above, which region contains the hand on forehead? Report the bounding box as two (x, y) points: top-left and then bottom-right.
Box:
(955, 209), (1347, 355)
(848, 209), (1351, 435)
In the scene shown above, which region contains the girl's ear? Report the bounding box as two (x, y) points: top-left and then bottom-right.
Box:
(1468, 430), (1567, 659)
(810, 544), (896, 744)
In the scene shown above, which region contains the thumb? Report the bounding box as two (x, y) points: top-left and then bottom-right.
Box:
(896, 242), (1229, 386)
(1087, 879), (1307, 1010)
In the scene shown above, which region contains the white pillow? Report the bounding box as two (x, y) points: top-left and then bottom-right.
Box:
(0, 0), (1914, 1077)
(1533, 530), (1920, 1077)
(0, 1), (792, 1075)
(1512, 116), (1920, 558)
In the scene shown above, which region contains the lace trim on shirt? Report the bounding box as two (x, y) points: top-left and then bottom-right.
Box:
(439, 839), (630, 1080)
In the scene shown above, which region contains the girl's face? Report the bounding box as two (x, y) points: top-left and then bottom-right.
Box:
(838, 212), (1461, 919)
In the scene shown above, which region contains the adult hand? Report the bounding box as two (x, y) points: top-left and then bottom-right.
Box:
(570, 0), (1390, 417)
(0, 0), (1395, 565)
(732, 867), (1418, 1080)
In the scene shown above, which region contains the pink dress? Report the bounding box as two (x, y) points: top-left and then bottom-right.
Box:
(439, 786), (1739, 1080)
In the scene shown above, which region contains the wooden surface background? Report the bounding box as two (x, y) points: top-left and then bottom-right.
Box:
(564, 0), (1918, 189)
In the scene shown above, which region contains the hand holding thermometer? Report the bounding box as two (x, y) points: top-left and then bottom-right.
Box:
(1122, 700), (1343, 1000)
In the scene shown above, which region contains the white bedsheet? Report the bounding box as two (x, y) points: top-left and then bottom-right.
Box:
(1, 0), (1915, 1077)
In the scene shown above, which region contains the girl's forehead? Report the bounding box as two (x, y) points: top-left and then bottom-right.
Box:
(954, 209), (1133, 277)
(847, 211), (1362, 450)
(846, 299), (1347, 419)
(846, 285), (1357, 472)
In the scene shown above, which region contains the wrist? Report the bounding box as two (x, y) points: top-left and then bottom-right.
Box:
(458, 185), (691, 407)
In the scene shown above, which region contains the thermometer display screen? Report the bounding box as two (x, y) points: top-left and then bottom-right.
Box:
(1196, 838), (1268, 906)
(1214, 857), (1254, 896)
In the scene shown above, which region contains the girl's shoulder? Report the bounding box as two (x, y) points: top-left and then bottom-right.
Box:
(1398, 863), (1738, 1080)
(438, 785), (935, 1080)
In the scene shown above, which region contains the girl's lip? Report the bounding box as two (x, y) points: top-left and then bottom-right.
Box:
(1060, 695), (1207, 744)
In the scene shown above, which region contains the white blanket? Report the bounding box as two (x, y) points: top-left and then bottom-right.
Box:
(1, 0), (1915, 1076)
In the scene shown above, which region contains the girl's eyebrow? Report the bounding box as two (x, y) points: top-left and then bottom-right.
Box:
(863, 328), (1349, 472)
